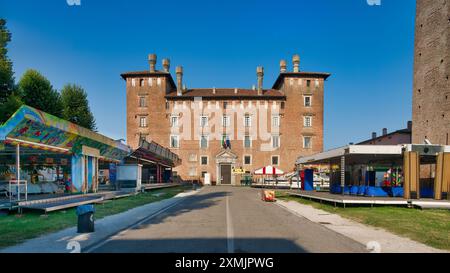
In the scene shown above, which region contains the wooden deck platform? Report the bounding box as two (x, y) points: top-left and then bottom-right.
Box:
(287, 190), (450, 209)
(0, 183), (182, 213)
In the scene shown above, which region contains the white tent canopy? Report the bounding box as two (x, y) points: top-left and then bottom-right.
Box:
(254, 165), (284, 175)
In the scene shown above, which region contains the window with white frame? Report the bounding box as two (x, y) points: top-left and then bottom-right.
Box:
(170, 135), (180, 148)
(272, 115), (280, 127)
(200, 116), (209, 127)
(271, 155), (279, 166)
(244, 135), (251, 148)
(222, 115), (230, 127)
(303, 136), (312, 149)
(201, 156), (208, 165)
(171, 116), (179, 127)
(148, 78), (153, 87)
(272, 135), (280, 148)
(139, 96), (147, 107)
(189, 167), (197, 177)
(157, 78), (161, 86)
(304, 96), (312, 107)
(315, 79), (319, 87)
(244, 114), (251, 127)
(131, 79), (136, 87)
(244, 155), (252, 165)
(304, 116), (312, 127)
(139, 116), (147, 128)
(200, 135), (208, 149)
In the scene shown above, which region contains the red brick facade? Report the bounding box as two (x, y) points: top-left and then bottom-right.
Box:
(123, 55), (330, 184)
(412, 0), (450, 145)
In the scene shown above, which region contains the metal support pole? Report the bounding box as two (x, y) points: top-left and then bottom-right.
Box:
(340, 156), (345, 195)
(16, 144), (20, 202)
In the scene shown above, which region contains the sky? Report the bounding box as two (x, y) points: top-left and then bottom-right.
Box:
(1, 0), (416, 150)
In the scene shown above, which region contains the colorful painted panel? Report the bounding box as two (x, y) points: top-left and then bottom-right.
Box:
(0, 105), (130, 161)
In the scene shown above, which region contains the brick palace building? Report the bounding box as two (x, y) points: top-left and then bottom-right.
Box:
(122, 54), (330, 184)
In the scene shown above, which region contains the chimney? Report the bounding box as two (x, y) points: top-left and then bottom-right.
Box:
(292, 54), (300, 72)
(212, 87), (216, 94)
(148, 54), (157, 72)
(234, 88), (238, 94)
(382, 128), (388, 136)
(256, 66), (264, 95)
(176, 66), (183, 96)
(407, 121), (412, 131)
(162, 58), (170, 72)
(280, 59), (287, 73)
(372, 132), (377, 139)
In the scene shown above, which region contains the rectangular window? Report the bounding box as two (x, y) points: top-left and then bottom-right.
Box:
(303, 136), (312, 149)
(272, 135), (280, 149)
(170, 135), (179, 148)
(272, 156), (279, 166)
(223, 101), (228, 109)
(139, 116), (147, 128)
(131, 79), (136, 87)
(272, 115), (280, 127)
(244, 135), (251, 148)
(244, 155), (251, 165)
(157, 78), (162, 86)
(189, 167), (197, 177)
(165, 101), (170, 110)
(222, 115), (230, 127)
(201, 156), (208, 165)
(139, 96), (147, 107)
(281, 102), (285, 109)
(139, 134), (148, 142)
(304, 116), (312, 127)
(188, 153), (197, 162)
(304, 96), (312, 107)
(139, 79), (144, 87)
(201, 171), (207, 178)
(306, 80), (311, 87)
(315, 79), (319, 87)
(200, 116), (209, 127)
(244, 114), (251, 127)
(200, 135), (208, 149)
(171, 116), (179, 127)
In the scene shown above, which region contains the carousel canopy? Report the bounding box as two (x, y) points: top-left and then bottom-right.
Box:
(254, 165), (284, 175)
(0, 105), (131, 161)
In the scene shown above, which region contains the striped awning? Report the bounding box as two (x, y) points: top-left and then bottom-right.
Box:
(254, 165), (284, 175)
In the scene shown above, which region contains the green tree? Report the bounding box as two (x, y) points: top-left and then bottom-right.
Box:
(18, 69), (63, 117)
(0, 93), (23, 123)
(0, 19), (15, 104)
(61, 84), (96, 130)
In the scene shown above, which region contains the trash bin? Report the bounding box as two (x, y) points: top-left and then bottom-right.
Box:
(76, 204), (95, 233)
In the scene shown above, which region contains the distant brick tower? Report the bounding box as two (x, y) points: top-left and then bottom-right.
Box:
(412, 0), (450, 145)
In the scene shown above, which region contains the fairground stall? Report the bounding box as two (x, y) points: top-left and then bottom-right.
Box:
(296, 144), (450, 201)
(0, 106), (131, 209)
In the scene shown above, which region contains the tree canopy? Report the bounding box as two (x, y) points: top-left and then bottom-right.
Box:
(0, 19), (15, 104)
(61, 84), (96, 130)
(18, 69), (63, 118)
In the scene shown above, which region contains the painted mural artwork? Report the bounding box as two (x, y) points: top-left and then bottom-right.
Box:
(0, 106), (130, 161)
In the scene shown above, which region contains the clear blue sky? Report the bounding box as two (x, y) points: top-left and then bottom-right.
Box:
(2, 0), (416, 150)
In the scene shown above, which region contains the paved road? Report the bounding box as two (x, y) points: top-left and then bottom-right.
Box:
(91, 186), (366, 253)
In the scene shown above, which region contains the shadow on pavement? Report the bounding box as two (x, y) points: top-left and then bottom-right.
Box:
(91, 237), (307, 253)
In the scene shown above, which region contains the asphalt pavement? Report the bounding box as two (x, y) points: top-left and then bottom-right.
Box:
(91, 186), (367, 253)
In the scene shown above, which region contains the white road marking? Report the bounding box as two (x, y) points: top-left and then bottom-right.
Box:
(226, 195), (234, 253)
